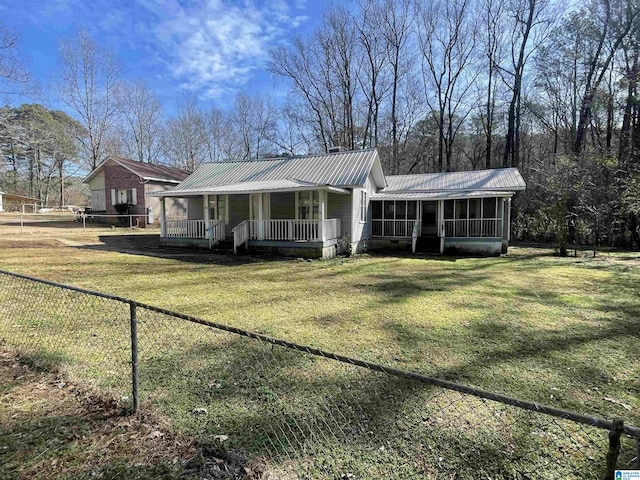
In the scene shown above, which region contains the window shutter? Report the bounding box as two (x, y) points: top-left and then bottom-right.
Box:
(131, 188), (137, 205)
(111, 189), (116, 206)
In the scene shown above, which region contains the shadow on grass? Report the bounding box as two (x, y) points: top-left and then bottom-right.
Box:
(133, 335), (613, 479)
(73, 234), (296, 267)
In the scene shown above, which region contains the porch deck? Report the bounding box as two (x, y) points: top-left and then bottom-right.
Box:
(159, 218), (342, 257)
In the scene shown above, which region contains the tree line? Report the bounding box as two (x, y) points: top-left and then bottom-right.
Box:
(0, 0), (639, 251)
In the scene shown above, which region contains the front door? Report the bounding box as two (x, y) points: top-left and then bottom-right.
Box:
(249, 193), (270, 221)
(421, 201), (437, 236)
(250, 193), (270, 239)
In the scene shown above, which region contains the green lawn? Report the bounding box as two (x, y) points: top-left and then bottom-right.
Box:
(0, 230), (638, 478)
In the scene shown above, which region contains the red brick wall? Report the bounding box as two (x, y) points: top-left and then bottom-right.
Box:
(103, 164), (146, 217)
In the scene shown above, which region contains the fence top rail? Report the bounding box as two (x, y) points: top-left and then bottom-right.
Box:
(82, 214), (148, 218)
(1, 266), (638, 439)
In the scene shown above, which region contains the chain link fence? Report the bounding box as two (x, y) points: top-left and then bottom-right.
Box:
(0, 268), (638, 479)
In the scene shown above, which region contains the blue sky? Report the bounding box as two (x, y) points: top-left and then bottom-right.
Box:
(4, 0), (337, 112)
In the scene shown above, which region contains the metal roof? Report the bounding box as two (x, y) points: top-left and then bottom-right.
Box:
(151, 179), (350, 197)
(382, 168), (525, 193)
(0, 192), (40, 202)
(172, 148), (384, 192)
(372, 190), (515, 201)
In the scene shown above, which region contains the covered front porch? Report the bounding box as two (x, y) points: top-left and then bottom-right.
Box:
(155, 183), (348, 258)
(370, 193), (512, 255)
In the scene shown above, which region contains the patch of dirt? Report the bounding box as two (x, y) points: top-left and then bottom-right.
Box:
(0, 348), (273, 480)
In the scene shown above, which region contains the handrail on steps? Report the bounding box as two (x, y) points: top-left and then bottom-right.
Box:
(232, 220), (249, 254)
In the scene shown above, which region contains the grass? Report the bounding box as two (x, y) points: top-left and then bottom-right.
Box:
(0, 227), (638, 478)
(0, 348), (193, 480)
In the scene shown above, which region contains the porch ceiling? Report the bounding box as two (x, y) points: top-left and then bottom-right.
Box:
(150, 179), (350, 197)
(371, 190), (515, 201)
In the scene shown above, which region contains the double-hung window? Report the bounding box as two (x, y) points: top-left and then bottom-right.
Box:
(208, 195), (228, 221)
(297, 191), (319, 220)
(111, 188), (137, 206)
(360, 191), (367, 222)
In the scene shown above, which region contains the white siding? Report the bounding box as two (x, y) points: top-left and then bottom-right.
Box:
(327, 192), (352, 240)
(90, 190), (106, 211)
(187, 196), (204, 220)
(146, 183), (187, 221)
(87, 171), (105, 191)
(228, 194), (250, 237)
(351, 172), (377, 250)
(270, 192), (295, 219)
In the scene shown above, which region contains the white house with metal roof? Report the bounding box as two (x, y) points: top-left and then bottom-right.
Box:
(151, 148), (525, 258)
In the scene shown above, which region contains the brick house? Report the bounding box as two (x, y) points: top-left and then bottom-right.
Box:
(83, 157), (190, 225)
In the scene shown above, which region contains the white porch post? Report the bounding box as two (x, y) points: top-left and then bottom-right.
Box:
(438, 199), (445, 254)
(505, 197), (512, 241)
(203, 194), (209, 220)
(160, 197), (166, 237)
(319, 190), (326, 241)
(258, 193), (264, 239)
(203, 194), (210, 239)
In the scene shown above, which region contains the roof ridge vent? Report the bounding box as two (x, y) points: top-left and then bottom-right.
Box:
(327, 146), (343, 154)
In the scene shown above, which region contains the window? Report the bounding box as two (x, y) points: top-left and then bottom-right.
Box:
(296, 191), (319, 220)
(111, 188), (137, 206)
(360, 191), (367, 222)
(208, 195), (228, 221)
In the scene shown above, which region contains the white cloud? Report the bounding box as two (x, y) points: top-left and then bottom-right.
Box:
(139, 0), (309, 99)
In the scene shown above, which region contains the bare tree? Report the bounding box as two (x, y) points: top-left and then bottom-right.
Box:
(203, 106), (235, 162)
(417, 0), (479, 172)
(116, 80), (163, 163)
(161, 92), (207, 171)
(0, 25), (33, 97)
(354, 0), (390, 149)
(479, 0), (505, 168)
(574, 0), (640, 154)
(619, 35), (639, 166)
(269, 6), (362, 152)
(501, 0), (551, 167)
(58, 31), (120, 170)
(231, 92), (278, 160)
(379, 0), (413, 174)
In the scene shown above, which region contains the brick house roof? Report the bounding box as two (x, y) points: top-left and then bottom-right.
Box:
(83, 157), (191, 184)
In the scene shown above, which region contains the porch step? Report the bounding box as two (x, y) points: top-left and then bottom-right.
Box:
(415, 236), (440, 253)
(210, 239), (234, 253)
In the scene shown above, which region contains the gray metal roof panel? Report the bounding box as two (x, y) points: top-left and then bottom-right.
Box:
(371, 190), (515, 200)
(383, 168), (526, 192)
(150, 179), (350, 196)
(174, 149), (380, 190)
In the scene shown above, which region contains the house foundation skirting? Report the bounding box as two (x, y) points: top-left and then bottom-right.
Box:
(158, 237), (339, 259)
(443, 237), (503, 256)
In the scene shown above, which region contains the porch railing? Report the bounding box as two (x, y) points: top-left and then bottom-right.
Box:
(163, 219), (226, 242)
(247, 219), (341, 242)
(371, 219), (420, 238)
(207, 220), (226, 248)
(443, 218), (503, 238)
(232, 221), (250, 254)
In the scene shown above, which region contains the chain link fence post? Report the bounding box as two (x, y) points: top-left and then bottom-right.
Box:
(129, 300), (139, 413)
(603, 418), (623, 480)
